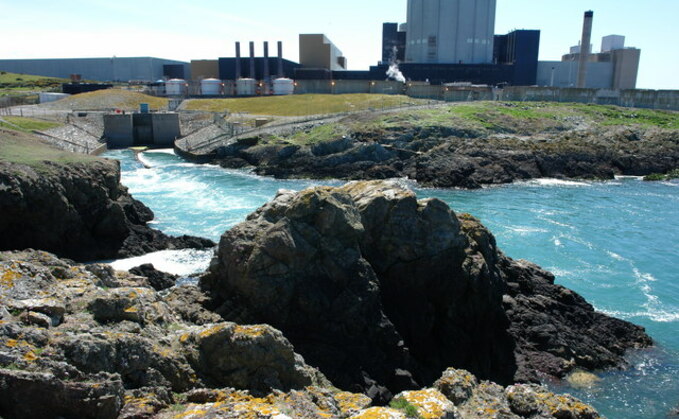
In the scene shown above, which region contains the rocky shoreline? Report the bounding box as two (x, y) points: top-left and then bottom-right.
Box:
(0, 156), (214, 261)
(0, 127), (661, 417)
(211, 110), (679, 189)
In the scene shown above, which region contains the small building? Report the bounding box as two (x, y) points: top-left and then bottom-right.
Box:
(299, 34), (347, 71)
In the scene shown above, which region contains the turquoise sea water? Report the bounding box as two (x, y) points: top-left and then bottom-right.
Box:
(105, 149), (679, 418)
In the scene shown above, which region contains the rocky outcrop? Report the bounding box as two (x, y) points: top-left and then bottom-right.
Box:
(0, 249), (326, 418)
(203, 181), (651, 401)
(215, 126), (679, 188)
(0, 158), (214, 261)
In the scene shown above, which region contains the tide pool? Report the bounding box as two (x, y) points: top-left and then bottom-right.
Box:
(105, 149), (679, 418)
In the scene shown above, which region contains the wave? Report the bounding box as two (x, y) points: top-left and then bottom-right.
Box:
(598, 307), (679, 323)
(109, 248), (214, 277)
(144, 149), (176, 155)
(522, 178), (592, 187)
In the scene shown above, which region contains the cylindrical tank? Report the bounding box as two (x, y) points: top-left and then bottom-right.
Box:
(236, 78), (256, 96)
(272, 78), (294, 95)
(165, 79), (186, 96)
(201, 78), (222, 96)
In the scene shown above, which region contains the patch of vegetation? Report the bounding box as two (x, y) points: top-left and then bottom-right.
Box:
(0, 116), (62, 133)
(47, 89), (169, 111)
(184, 94), (429, 116)
(283, 123), (350, 146)
(0, 72), (69, 96)
(389, 397), (422, 418)
(643, 169), (679, 181)
(0, 128), (101, 171)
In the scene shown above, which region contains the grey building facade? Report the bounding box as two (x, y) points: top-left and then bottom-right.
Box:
(0, 57), (190, 82)
(405, 0), (497, 64)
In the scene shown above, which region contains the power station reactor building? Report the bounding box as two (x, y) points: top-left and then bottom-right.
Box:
(405, 0), (497, 64)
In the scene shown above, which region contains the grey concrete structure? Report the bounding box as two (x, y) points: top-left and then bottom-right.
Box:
(104, 113), (179, 147)
(405, 0), (496, 64)
(611, 48), (641, 90)
(0, 57), (189, 82)
(537, 61), (613, 89)
(576, 11), (594, 88)
(601, 35), (625, 53)
(103, 115), (134, 148)
(299, 34), (347, 71)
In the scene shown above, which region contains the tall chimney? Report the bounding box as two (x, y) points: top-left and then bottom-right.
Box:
(263, 41), (270, 83)
(235, 42), (242, 79)
(576, 11), (593, 88)
(277, 41), (284, 78)
(249, 41), (256, 79)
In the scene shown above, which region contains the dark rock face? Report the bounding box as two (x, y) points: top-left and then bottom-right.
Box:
(0, 159), (214, 261)
(216, 127), (679, 188)
(129, 263), (178, 291)
(203, 181), (652, 399)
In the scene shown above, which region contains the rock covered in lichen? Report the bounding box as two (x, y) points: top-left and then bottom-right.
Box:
(0, 250), (327, 419)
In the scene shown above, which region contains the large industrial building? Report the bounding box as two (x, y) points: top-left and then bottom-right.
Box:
(0, 57), (190, 82)
(405, 0), (497, 64)
(536, 13), (641, 89)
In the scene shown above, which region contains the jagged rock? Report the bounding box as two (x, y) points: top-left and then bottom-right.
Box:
(394, 388), (458, 418)
(0, 250), (330, 418)
(504, 384), (601, 419)
(129, 264), (178, 291)
(180, 322), (329, 395)
(87, 287), (174, 326)
(0, 158), (214, 261)
(203, 181), (651, 398)
(0, 369), (124, 419)
(435, 368), (478, 405)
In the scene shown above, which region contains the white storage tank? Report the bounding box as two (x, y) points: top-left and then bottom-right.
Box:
(236, 78), (257, 96)
(273, 78), (295, 95)
(201, 78), (223, 96)
(165, 79), (187, 96)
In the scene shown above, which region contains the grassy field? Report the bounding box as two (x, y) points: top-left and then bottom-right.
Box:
(281, 101), (679, 146)
(43, 89), (168, 111)
(0, 72), (69, 97)
(0, 116), (62, 133)
(184, 94), (429, 116)
(0, 127), (99, 170)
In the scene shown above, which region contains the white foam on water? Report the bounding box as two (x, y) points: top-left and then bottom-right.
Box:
(507, 226), (549, 234)
(136, 153), (155, 168)
(523, 178), (592, 187)
(606, 250), (628, 262)
(144, 149), (176, 155)
(109, 248), (214, 276)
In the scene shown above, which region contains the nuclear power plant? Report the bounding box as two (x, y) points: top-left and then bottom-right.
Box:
(0, 1), (642, 94)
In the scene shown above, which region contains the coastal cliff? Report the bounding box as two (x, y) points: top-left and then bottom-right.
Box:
(0, 128), (213, 261)
(203, 181), (651, 401)
(0, 249), (604, 418)
(213, 103), (679, 188)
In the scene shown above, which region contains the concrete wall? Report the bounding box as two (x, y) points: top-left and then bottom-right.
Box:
(612, 49), (640, 90)
(501, 86), (679, 110)
(103, 114), (134, 148)
(406, 0), (496, 64)
(151, 114), (181, 146)
(537, 61), (614, 89)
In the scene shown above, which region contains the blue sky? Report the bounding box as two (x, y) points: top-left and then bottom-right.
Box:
(1, 0), (677, 89)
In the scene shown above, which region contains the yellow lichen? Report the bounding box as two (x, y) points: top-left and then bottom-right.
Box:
(399, 389), (452, 419)
(334, 391), (371, 415)
(233, 325), (266, 339)
(5, 339), (18, 348)
(349, 407), (406, 419)
(198, 324), (226, 338)
(124, 306), (138, 313)
(23, 351), (37, 362)
(179, 333), (191, 343)
(1, 268), (21, 288)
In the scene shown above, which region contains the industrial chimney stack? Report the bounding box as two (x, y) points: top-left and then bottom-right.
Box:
(249, 41), (256, 79)
(277, 41), (284, 78)
(235, 42), (242, 79)
(263, 41), (270, 83)
(576, 11), (594, 88)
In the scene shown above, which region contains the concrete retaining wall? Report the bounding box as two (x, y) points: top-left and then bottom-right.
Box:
(501, 87), (679, 110)
(151, 114), (181, 146)
(103, 114), (134, 148)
